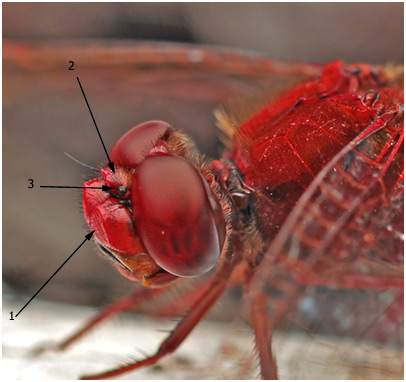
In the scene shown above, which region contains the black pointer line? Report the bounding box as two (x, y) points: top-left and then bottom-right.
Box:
(14, 231), (95, 318)
(40, 185), (114, 191)
(76, 77), (115, 173)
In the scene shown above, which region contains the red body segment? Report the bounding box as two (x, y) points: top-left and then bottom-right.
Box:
(233, 62), (376, 190)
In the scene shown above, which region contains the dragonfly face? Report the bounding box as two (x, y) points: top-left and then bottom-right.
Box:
(82, 121), (227, 287)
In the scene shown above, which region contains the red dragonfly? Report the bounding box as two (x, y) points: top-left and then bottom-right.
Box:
(25, 43), (403, 379)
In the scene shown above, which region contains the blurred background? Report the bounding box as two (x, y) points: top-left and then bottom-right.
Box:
(3, 2), (404, 63)
(3, 4), (403, 378)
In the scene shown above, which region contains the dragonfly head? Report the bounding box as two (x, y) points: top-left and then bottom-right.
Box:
(83, 121), (227, 287)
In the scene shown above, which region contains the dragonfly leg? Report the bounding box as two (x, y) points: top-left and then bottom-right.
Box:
(148, 278), (212, 318)
(32, 286), (166, 355)
(79, 233), (240, 380)
(249, 263), (303, 380)
(149, 263), (247, 318)
(250, 292), (278, 379)
(80, 275), (230, 380)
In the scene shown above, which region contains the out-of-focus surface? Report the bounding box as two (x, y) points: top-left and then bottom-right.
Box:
(3, 296), (403, 380)
(3, 3), (403, 64)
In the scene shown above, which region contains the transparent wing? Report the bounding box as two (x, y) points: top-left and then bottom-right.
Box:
(253, 101), (403, 284)
(249, 88), (403, 378)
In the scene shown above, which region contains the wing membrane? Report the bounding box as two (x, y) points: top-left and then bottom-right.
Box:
(247, 86), (403, 376)
(252, 100), (403, 290)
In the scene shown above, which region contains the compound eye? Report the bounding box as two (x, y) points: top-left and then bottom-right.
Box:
(110, 121), (171, 169)
(131, 155), (225, 277)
